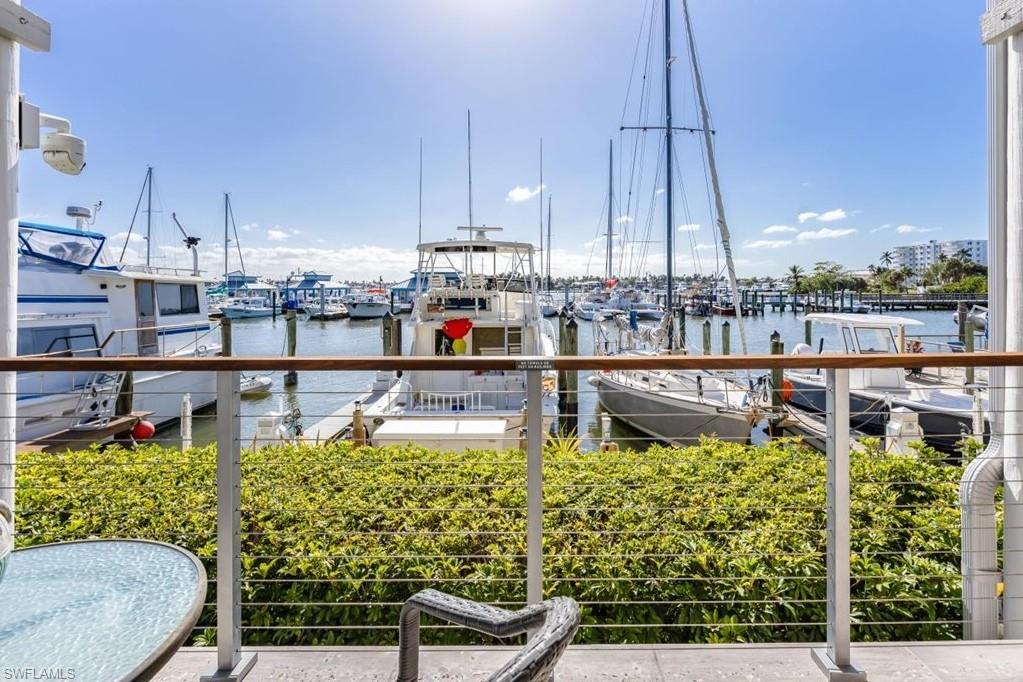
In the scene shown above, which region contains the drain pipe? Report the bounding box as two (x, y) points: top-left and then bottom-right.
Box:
(962, 2), (1007, 640)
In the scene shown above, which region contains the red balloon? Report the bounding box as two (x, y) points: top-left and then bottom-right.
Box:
(442, 318), (473, 340)
(132, 420), (156, 440)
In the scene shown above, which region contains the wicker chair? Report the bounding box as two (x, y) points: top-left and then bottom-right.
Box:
(397, 589), (579, 682)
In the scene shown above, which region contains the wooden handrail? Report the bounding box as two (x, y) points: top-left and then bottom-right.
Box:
(0, 352), (1016, 372)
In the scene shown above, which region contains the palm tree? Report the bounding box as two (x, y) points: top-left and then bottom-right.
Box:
(880, 251), (893, 268)
(787, 264), (804, 293)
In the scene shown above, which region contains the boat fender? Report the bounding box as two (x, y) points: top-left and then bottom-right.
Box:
(780, 379), (793, 403)
(132, 420), (156, 440)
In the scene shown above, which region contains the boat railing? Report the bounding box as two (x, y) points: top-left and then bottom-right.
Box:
(120, 263), (206, 278)
(418, 390), (485, 412)
(98, 320), (221, 359)
(4, 351), (1020, 680)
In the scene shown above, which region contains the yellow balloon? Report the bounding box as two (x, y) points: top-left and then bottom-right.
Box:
(452, 338), (467, 355)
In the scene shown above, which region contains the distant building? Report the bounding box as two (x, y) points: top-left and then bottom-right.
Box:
(889, 239), (987, 272)
(224, 269), (259, 296)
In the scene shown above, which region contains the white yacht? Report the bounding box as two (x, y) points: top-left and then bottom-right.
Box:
(220, 295), (275, 319)
(324, 227), (558, 451)
(785, 313), (988, 452)
(305, 295), (349, 321)
(346, 289), (391, 319)
(16, 215), (219, 441)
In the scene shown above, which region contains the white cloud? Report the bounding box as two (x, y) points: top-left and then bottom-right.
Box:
(266, 229), (289, 241)
(240, 223), (257, 232)
(616, 215), (634, 224)
(871, 224), (891, 233)
(112, 231), (145, 243)
(506, 184), (546, 202)
(694, 242), (715, 251)
(654, 188), (665, 195)
(796, 227), (857, 241)
(763, 225), (797, 234)
(817, 208), (847, 222)
(744, 239), (792, 249)
(677, 223), (700, 232)
(895, 224), (938, 234)
(798, 212), (818, 223)
(290, 228), (302, 235)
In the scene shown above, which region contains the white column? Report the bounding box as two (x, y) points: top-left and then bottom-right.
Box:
(0, 15), (18, 523)
(1003, 31), (1023, 640)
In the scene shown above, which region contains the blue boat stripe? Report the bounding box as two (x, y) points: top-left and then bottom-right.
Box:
(157, 325), (211, 336)
(18, 295), (109, 303)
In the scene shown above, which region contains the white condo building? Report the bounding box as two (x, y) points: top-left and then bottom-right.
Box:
(889, 239), (987, 272)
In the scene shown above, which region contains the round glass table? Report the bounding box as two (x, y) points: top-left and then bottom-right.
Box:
(0, 539), (207, 681)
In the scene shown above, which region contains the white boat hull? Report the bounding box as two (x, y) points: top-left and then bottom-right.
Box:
(347, 302), (390, 319)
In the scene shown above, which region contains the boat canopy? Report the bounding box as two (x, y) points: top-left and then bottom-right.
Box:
(803, 313), (924, 327)
(418, 239), (535, 255)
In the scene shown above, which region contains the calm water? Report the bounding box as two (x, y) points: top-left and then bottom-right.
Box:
(176, 308), (969, 450)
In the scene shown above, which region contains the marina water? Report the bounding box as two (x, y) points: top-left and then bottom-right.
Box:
(176, 308), (969, 450)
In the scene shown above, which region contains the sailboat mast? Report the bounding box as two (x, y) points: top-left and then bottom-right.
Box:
(663, 0), (675, 349)
(607, 139), (614, 282)
(224, 193), (229, 284)
(418, 137), (423, 244)
(681, 0), (748, 354)
(467, 109), (473, 227)
(546, 196), (552, 291)
(539, 137), (544, 287)
(145, 166), (153, 267)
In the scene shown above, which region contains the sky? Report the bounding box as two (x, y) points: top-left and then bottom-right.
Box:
(19, 0), (988, 281)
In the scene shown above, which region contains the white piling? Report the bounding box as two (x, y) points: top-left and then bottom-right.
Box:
(181, 392), (193, 451)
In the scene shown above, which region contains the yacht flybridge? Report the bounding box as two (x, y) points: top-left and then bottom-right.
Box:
(338, 227), (558, 451)
(16, 212), (219, 441)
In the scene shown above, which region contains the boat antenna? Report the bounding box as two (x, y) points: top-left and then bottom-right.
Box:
(467, 109), (473, 227)
(607, 139), (614, 283)
(418, 137), (423, 244)
(119, 167), (150, 262)
(663, 0), (675, 350)
(681, 0), (748, 354)
(145, 165), (153, 267)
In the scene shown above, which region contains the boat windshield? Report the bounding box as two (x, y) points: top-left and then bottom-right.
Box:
(854, 327), (897, 354)
(18, 224), (110, 269)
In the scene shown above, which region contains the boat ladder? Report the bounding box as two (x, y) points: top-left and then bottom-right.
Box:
(71, 372), (126, 431)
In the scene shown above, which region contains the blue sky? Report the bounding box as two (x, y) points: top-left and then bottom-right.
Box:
(19, 1), (987, 280)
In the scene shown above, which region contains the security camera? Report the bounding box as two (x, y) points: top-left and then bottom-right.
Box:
(41, 131), (85, 175)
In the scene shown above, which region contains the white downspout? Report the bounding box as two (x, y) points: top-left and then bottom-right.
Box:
(961, 0), (1007, 640)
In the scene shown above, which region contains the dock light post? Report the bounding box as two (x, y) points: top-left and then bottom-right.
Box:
(1, 1), (85, 529)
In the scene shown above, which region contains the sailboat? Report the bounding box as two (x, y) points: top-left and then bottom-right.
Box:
(218, 194), (275, 320)
(590, 0), (760, 444)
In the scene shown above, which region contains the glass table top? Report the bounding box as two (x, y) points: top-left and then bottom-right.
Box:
(0, 540), (206, 681)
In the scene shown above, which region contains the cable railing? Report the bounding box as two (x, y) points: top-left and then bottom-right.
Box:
(1, 351), (1019, 680)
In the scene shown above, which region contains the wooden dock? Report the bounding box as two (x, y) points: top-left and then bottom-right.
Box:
(18, 411), (153, 453)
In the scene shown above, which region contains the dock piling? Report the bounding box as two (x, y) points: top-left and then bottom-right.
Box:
(769, 331), (784, 432)
(220, 317), (233, 357)
(180, 393), (192, 451)
(702, 320), (712, 355)
(721, 320), (731, 355)
(284, 308), (298, 386)
(804, 319), (812, 346)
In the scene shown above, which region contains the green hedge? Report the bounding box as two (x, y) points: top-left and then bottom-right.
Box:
(14, 438), (966, 646)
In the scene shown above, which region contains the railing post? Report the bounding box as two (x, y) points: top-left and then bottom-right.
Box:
(812, 368), (865, 681)
(201, 370), (257, 681)
(525, 369), (543, 605)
